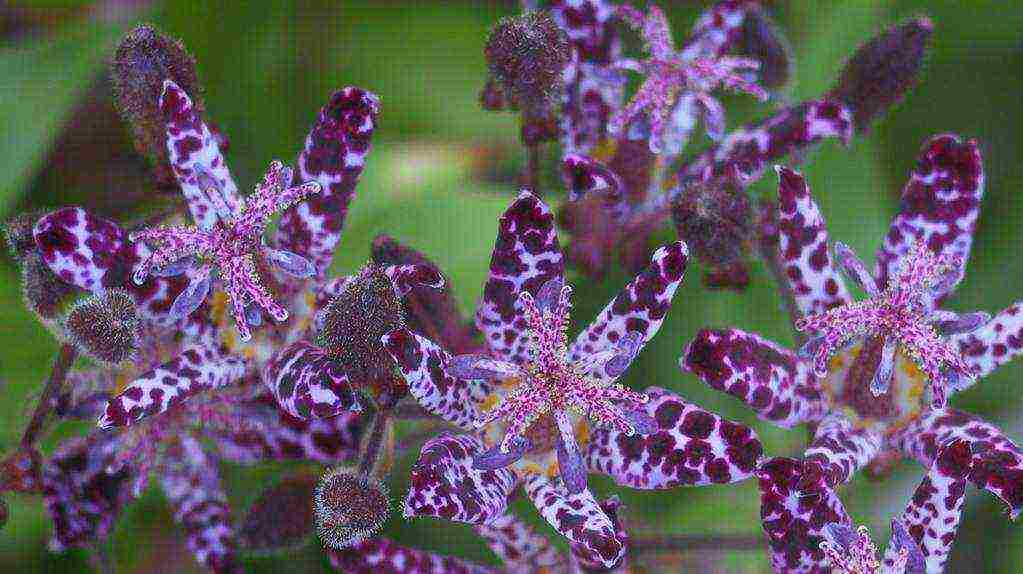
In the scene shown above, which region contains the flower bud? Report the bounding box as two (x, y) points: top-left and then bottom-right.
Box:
(3, 210), (44, 262)
(314, 466), (389, 549)
(484, 11), (571, 111)
(64, 289), (139, 365)
(317, 264), (404, 387)
(110, 24), (202, 188)
(738, 7), (792, 90)
(827, 17), (933, 133)
(671, 181), (752, 290)
(21, 253), (78, 329)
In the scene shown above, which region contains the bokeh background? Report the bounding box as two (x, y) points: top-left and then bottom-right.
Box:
(2, 0), (1022, 571)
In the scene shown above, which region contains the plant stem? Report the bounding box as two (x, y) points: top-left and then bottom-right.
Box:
(523, 141), (541, 193)
(21, 344), (77, 447)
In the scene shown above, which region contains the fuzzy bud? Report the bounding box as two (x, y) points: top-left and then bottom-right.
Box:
(240, 472), (317, 553)
(21, 253), (78, 328)
(672, 181), (752, 290)
(479, 76), (508, 111)
(110, 24), (202, 188)
(3, 211), (44, 262)
(318, 264), (404, 388)
(314, 467), (389, 549)
(827, 17), (933, 133)
(485, 11), (571, 111)
(64, 290), (139, 365)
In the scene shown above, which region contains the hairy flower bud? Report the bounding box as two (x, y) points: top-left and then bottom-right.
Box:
(314, 466), (389, 549)
(672, 181), (752, 289)
(485, 11), (571, 111)
(110, 24), (202, 188)
(318, 264), (404, 387)
(21, 253), (78, 329)
(3, 211), (44, 262)
(827, 17), (933, 133)
(64, 290), (139, 365)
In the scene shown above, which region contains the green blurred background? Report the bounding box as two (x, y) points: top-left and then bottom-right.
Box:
(1, 0), (1021, 571)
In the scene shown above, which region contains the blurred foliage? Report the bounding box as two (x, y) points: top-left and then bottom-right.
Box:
(1, 0), (1022, 572)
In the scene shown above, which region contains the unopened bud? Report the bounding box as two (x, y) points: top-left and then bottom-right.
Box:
(485, 12), (571, 111)
(317, 264), (403, 386)
(64, 290), (139, 365)
(671, 181), (752, 290)
(827, 17), (933, 133)
(314, 466), (389, 549)
(739, 7), (792, 90)
(3, 211), (44, 262)
(110, 24), (202, 187)
(21, 253), (78, 328)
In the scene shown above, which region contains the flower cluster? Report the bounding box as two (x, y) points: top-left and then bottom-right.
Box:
(0, 3), (1019, 574)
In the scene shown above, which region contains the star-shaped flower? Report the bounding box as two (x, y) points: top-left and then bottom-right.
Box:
(682, 135), (1023, 573)
(381, 190), (764, 568)
(610, 3), (767, 153)
(132, 152), (322, 342)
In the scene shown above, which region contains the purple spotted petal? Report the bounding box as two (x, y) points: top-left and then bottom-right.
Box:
(570, 241), (688, 384)
(160, 434), (238, 573)
(757, 457), (851, 573)
(328, 537), (495, 574)
(683, 328), (828, 427)
(264, 341), (360, 420)
(775, 166), (852, 317)
(405, 433), (516, 525)
(98, 344), (246, 429)
(585, 386), (763, 489)
(952, 301), (1023, 379)
(524, 474), (624, 570)
(474, 512), (564, 573)
(895, 408), (1023, 520)
(476, 191), (564, 364)
(159, 80), (242, 229)
(886, 519), (927, 574)
(382, 328), (490, 431)
(561, 154), (625, 222)
(875, 135), (984, 307)
(274, 87), (380, 276)
(804, 413), (883, 487)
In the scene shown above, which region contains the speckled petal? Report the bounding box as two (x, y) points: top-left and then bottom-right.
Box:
(405, 433), (516, 526)
(891, 439), (971, 574)
(32, 207), (199, 327)
(159, 80), (241, 229)
(209, 394), (361, 465)
(804, 413), (883, 487)
(474, 512), (564, 574)
(382, 328), (489, 431)
(328, 538), (495, 574)
(758, 457), (851, 574)
(952, 301), (1023, 379)
(675, 99), (853, 194)
(562, 154), (626, 221)
(476, 191), (564, 364)
(585, 386), (763, 489)
(569, 496), (629, 572)
(775, 166), (852, 317)
(682, 328), (828, 427)
(895, 409), (1023, 520)
(682, 0), (758, 60)
(274, 87), (380, 275)
(875, 135), (983, 307)
(524, 474), (624, 570)
(42, 433), (133, 551)
(569, 241), (688, 383)
(160, 434), (238, 573)
(264, 341), (360, 420)
(97, 344), (246, 429)
(383, 264), (445, 296)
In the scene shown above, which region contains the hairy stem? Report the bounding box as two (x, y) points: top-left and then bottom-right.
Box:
(357, 410), (394, 478)
(21, 344), (77, 447)
(522, 141), (541, 193)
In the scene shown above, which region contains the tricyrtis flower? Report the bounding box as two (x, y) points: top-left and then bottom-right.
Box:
(131, 136), (322, 342)
(682, 135), (1023, 573)
(611, 3), (767, 154)
(381, 191), (764, 568)
(819, 520), (925, 574)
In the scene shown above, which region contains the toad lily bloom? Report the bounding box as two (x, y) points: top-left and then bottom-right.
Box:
(382, 191), (764, 568)
(682, 135), (1023, 573)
